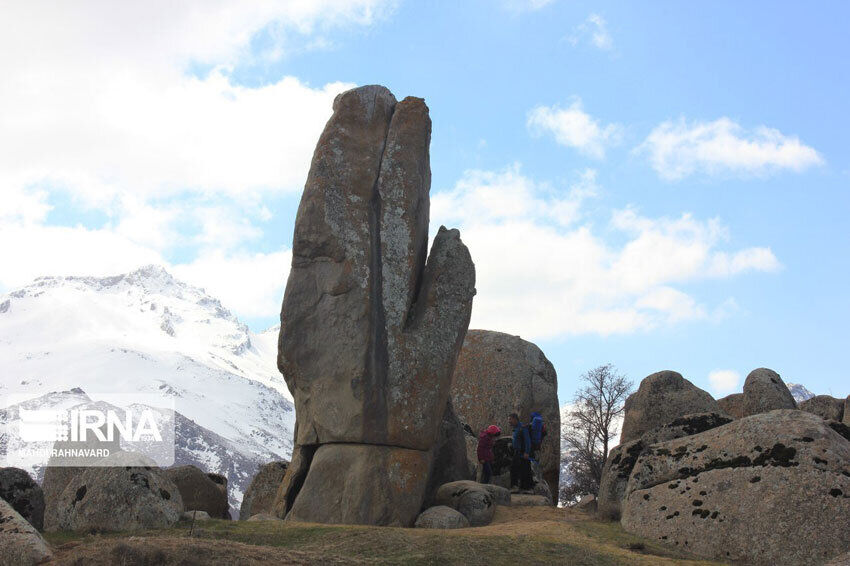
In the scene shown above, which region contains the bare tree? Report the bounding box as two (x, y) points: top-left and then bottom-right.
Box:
(561, 364), (632, 504)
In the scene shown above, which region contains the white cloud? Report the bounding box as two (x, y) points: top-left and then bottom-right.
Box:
(173, 249), (292, 319)
(567, 14), (613, 50)
(586, 15), (613, 50)
(0, 223), (165, 290)
(639, 117), (824, 180)
(0, 0), (391, 319)
(432, 166), (781, 339)
(0, 2), (392, 206)
(432, 165), (598, 228)
(527, 99), (622, 158)
(708, 369), (741, 395)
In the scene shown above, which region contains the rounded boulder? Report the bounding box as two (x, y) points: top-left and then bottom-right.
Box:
(414, 505), (470, 529)
(240, 461), (288, 520)
(54, 465), (183, 532)
(434, 480), (496, 527)
(742, 367), (797, 416)
(800, 395), (845, 422)
(620, 371), (720, 443)
(162, 465), (229, 519)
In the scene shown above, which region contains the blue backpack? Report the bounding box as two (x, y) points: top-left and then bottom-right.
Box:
(529, 412), (546, 448)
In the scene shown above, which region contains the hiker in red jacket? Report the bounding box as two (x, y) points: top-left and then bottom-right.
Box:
(477, 425), (501, 484)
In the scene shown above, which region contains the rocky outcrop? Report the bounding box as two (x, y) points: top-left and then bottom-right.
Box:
(597, 412), (732, 520)
(717, 393), (745, 419)
(414, 505), (470, 529)
(742, 367), (796, 416)
(53, 465), (183, 532)
(0, 467), (44, 531)
(240, 461), (288, 520)
(434, 481), (496, 527)
(451, 330), (560, 497)
(0, 499), (52, 564)
(273, 85), (475, 527)
(620, 371), (720, 443)
(800, 395), (845, 422)
(621, 410), (850, 565)
(162, 465), (229, 519)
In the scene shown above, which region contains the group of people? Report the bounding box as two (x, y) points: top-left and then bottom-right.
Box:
(475, 411), (546, 491)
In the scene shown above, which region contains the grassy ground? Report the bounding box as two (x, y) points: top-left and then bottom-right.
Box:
(43, 506), (725, 566)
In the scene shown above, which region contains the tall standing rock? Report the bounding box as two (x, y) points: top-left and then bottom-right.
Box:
(273, 86), (476, 526)
(450, 330), (560, 498)
(742, 367), (796, 416)
(620, 371), (720, 444)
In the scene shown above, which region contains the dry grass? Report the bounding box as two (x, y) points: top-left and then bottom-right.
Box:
(44, 506), (725, 566)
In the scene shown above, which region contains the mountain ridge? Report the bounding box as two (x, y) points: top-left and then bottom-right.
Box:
(0, 265), (294, 516)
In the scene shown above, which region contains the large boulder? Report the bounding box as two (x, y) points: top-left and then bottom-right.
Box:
(741, 367), (796, 416)
(53, 465), (183, 532)
(414, 505), (470, 529)
(42, 425), (122, 531)
(273, 85), (476, 527)
(800, 395), (845, 422)
(239, 461), (288, 520)
(451, 330), (560, 497)
(284, 444), (432, 527)
(717, 393), (745, 419)
(621, 410), (850, 565)
(597, 412), (732, 520)
(162, 465), (229, 519)
(0, 467), (44, 531)
(0, 499), (52, 564)
(846, 396), (850, 425)
(620, 371), (720, 443)
(434, 481), (496, 527)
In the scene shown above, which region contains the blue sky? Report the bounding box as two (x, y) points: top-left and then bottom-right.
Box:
(1, 1), (848, 403)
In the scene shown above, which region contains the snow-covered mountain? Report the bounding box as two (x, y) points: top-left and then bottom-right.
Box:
(0, 265), (294, 515)
(786, 383), (815, 403)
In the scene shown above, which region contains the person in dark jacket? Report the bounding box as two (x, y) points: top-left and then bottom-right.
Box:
(477, 425), (501, 484)
(508, 413), (533, 491)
